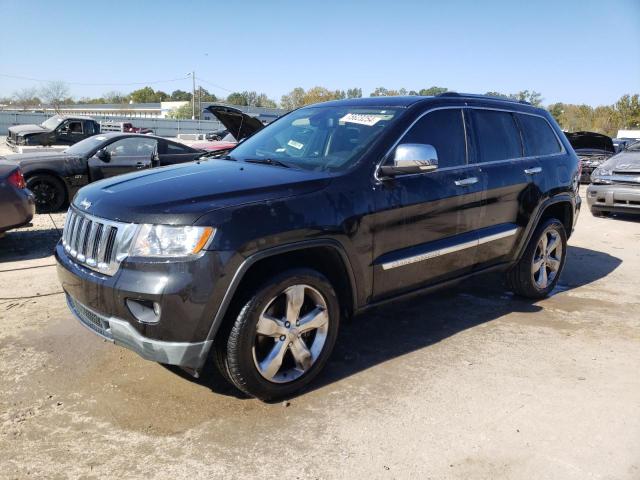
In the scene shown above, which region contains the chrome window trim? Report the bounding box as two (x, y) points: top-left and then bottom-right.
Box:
(380, 227), (518, 270)
(374, 105), (566, 183)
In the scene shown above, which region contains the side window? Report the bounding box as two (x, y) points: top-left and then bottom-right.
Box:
(469, 110), (522, 163)
(85, 121), (96, 136)
(400, 109), (466, 168)
(68, 121), (83, 134)
(517, 114), (561, 156)
(106, 137), (158, 156)
(166, 142), (191, 154)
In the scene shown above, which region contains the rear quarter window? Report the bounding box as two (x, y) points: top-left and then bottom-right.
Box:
(517, 114), (562, 156)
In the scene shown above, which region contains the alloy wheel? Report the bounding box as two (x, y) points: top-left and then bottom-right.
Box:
(531, 227), (563, 289)
(252, 284), (329, 383)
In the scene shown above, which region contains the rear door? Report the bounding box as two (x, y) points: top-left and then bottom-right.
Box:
(465, 108), (541, 268)
(88, 136), (158, 181)
(372, 107), (484, 299)
(159, 140), (201, 166)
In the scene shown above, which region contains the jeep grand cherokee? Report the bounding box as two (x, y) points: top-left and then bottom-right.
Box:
(56, 93), (581, 400)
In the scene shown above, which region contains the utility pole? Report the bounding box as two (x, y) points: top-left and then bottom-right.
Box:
(191, 71), (196, 120)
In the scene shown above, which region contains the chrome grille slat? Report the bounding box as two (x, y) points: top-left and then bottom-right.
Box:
(61, 207), (136, 276)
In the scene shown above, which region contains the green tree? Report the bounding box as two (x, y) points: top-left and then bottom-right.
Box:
(280, 87), (306, 110)
(616, 94), (640, 129)
(346, 88), (362, 99)
(226, 92), (248, 106)
(129, 87), (162, 103)
(419, 86), (448, 96)
(166, 103), (193, 119)
(12, 87), (41, 110)
(170, 89), (192, 101)
(103, 91), (129, 104)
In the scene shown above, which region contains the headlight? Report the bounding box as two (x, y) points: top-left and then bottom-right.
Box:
(130, 225), (215, 258)
(591, 167), (613, 184)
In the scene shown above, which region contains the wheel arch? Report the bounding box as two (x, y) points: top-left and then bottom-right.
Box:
(196, 239), (358, 373)
(24, 169), (70, 200)
(515, 195), (574, 263)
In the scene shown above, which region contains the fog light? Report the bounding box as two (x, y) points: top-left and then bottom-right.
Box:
(126, 298), (161, 324)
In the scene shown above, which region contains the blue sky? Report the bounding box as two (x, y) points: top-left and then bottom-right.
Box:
(0, 0), (638, 106)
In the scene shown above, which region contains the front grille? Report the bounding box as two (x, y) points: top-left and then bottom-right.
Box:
(62, 207), (137, 276)
(66, 295), (113, 340)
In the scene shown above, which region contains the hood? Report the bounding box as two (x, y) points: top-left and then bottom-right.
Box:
(601, 150), (640, 173)
(8, 124), (48, 136)
(72, 159), (332, 224)
(566, 131), (615, 153)
(7, 151), (72, 167)
(204, 105), (265, 141)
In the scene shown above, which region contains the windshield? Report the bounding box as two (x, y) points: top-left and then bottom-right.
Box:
(64, 135), (108, 156)
(41, 116), (64, 130)
(228, 106), (402, 172)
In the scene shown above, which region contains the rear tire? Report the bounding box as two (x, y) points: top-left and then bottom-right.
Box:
(214, 268), (340, 400)
(27, 174), (67, 213)
(506, 218), (567, 299)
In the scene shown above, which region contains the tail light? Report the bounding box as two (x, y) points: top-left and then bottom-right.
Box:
(8, 169), (27, 189)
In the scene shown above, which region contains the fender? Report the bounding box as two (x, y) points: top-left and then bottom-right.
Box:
(193, 238), (359, 373)
(513, 193), (577, 263)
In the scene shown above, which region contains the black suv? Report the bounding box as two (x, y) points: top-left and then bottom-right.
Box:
(56, 94), (581, 400)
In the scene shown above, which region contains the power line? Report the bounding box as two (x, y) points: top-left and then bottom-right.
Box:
(196, 77), (234, 93)
(0, 73), (190, 87)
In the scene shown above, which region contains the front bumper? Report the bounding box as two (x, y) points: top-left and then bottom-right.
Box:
(586, 183), (640, 214)
(56, 241), (231, 371)
(66, 294), (211, 369)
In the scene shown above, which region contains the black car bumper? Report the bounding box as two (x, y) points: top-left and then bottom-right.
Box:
(55, 242), (229, 371)
(586, 183), (640, 214)
(0, 187), (35, 233)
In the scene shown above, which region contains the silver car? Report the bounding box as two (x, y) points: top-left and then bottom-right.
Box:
(587, 142), (640, 216)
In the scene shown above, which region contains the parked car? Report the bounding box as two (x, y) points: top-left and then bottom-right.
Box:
(205, 128), (229, 141)
(100, 121), (154, 135)
(192, 105), (266, 154)
(0, 161), (34, 237)
(56, 94), (580, 400)
(612, 137), (638, 152)
(8, 133), (204, 212)
(565, 131), (616, 183)
(7, 115), (101, 148)
(587, 141), (640, 216)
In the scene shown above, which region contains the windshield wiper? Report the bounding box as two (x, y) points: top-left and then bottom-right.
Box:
(244, 158), (291, 168)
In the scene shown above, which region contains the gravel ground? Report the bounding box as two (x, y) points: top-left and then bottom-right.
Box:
(1, 188), (639, 479)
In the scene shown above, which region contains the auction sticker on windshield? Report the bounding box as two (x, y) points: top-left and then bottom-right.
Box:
(339, 113), (393, 126)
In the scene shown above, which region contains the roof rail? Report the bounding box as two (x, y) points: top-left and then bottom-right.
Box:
(436, 92), (531, 105)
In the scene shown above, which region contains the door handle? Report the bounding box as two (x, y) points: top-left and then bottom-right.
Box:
(454, 177), (478, 186)
(524, 167), (542, 175)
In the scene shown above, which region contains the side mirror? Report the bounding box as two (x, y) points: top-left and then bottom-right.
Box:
(96, 148), (111, 162)
(379, 143), (439, 177)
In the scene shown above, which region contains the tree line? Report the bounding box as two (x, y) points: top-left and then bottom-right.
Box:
(1, 81), (638, 136)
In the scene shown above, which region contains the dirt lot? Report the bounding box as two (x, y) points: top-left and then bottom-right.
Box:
(1, 190), (639, 479)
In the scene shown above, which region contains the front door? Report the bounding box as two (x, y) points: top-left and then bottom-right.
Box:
(371, 108), (484, 300)
(88, 137), (158, 181)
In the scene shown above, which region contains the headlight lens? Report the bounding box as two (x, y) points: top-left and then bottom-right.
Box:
(130, 225), (214, 258)
(591, 167), (613, 184)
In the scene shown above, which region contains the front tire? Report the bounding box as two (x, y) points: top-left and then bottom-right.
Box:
(506, 218), (567, 299)
(27, 174), (67, 213)
(216, 268), (340, 400)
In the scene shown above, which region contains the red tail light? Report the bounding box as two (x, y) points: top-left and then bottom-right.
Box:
(8, 169), (26, 189)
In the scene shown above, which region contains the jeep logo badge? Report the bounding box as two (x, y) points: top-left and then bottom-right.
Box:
(79, 199), (92, 210)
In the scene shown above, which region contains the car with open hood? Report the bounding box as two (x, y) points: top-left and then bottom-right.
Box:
(7, 115), (101, 149)
(587, 141), (640, 216)
(565, 131), (616, 183)
(191, 105), (266, 154)
(5, 132), (203, 213)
